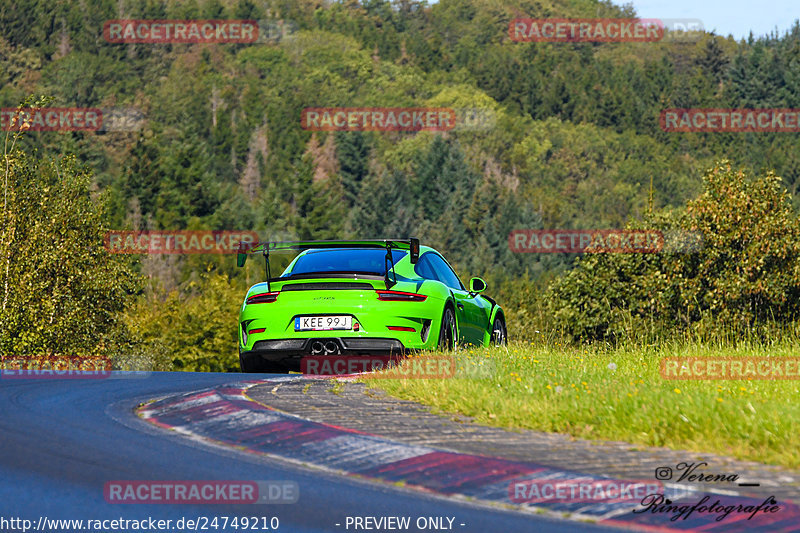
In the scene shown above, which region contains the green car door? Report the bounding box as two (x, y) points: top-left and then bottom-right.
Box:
(420, 252), (490, 346)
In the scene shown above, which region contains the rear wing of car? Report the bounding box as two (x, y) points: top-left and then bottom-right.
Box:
(236, 238), (420, 289)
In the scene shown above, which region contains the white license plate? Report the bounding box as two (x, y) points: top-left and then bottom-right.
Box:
(295, 315), (352, 331)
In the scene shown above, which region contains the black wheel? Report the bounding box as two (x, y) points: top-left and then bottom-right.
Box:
(239, 353), (287, 374)
(490, 315), (507, 346)
(437, 306), (457, 351)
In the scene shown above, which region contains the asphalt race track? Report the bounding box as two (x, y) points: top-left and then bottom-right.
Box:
(0, 372), (621, 533)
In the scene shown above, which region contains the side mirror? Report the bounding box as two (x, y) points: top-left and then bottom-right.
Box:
(409, 237), (419, 264)
(469, 277), (486, 293)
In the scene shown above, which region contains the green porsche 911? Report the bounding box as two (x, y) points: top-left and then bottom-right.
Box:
(236, 238), (506, 373)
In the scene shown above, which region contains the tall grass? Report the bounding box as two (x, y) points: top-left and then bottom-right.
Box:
(362, 338), (800, 469)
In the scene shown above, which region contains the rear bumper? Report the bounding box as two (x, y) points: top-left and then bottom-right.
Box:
(240, 337), (407, 371)
(239, 284), (445, 353)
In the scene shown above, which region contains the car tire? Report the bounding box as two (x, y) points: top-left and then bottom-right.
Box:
(239, 353), (286, 374)
(490, 315), (507, 346)
(438, 306), (457, 351)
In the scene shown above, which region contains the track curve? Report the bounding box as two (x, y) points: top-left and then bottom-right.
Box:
(0, 372), (617, 533)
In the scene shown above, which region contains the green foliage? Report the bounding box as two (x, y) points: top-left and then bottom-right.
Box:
(679, 162), (800, 329)
(547, 162), (800, 342)
(292, 151), (348, 240)
(349, 168), (414, 238)
(125, 269), (242, 372)
(335, 131), (371, 207)
(4, 0), (800, 361)
(0, 105), (140, 359)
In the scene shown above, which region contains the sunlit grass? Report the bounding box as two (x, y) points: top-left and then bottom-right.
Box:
(361, 340), (800, 469)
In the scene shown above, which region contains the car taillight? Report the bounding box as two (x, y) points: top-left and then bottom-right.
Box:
(376, 290), (427, 302)
(247, 291), (279, 304)
(248, 328), (266, 334)
(387, 326), (416, 332)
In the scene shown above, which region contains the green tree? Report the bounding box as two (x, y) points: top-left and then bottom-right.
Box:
(349, 168), (413, 238)
(125, 269), (241, 372)
(335, 131), (371, 208)
(697, 37), (729, 85)
(546, 161), (800, 342)
(292, 152), (347, 240)
(676, 161), (800, 329)
(0, 110), (140, 359)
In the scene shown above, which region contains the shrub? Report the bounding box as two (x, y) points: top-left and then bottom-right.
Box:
(0, 109), (140, 360)
(546, 161), (800, 342)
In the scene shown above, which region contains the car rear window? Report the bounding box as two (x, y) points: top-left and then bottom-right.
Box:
(282, 248), (407, 277)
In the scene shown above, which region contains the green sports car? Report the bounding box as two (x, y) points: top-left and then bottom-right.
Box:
(236, 238), (507, 373)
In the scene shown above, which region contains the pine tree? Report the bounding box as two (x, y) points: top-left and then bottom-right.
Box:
(335, 131), (371, 207)
(349, 169), (413, 238)
(411, 135), (478, 223)
(293, 142), (346, 240)
(410, 136), (480, 258)
(120, 136), (162, 219)
(697, 37), (729, 85)
(725, 48), (751, 106)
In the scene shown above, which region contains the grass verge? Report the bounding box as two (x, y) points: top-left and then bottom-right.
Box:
(359, 340), (800, 469)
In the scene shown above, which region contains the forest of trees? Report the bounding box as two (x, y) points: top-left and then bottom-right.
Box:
(2, 0), (800, 369)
